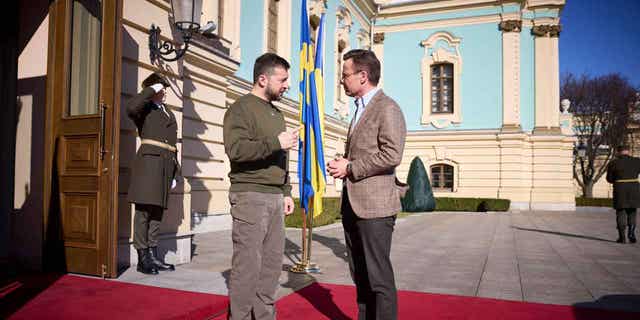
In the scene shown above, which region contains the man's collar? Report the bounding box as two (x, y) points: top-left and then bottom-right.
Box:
(356, 87), (380, 108)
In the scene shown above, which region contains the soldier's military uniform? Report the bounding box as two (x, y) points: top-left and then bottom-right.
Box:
(126, 73), (179, 274)
(606, 152), (640, 243)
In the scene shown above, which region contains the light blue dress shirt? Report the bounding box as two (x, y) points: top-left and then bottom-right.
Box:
(353, 87), (380, 126)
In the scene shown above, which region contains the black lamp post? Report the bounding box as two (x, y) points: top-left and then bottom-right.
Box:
(149, 0), (203, 62)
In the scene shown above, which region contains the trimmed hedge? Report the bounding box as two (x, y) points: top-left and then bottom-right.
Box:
(285, 196), (511, 228)
(435, 197), (511, 212)
(575, 197), (612, 207)
(285, 198), (342, 228)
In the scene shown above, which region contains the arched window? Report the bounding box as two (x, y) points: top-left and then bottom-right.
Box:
(431, 164), (454, 191)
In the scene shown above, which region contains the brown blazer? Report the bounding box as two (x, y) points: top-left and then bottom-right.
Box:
(343, 90), (407, 219)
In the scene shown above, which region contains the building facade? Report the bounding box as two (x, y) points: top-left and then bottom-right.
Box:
(10, 0), (571, 276)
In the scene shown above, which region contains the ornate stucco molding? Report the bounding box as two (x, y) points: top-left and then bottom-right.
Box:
(356, 29), (371, 49)
(499, 20), (522, 33)
(532, 24), (561, 37)
(334, 6), (353, 121)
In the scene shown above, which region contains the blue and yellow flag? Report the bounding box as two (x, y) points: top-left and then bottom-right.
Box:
(298, 0), (326, 217)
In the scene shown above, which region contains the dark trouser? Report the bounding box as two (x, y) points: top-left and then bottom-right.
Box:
(616, 208), (637, 230)
(228, 192), (285, 320)
(133, 203), (164, 250)
(341, 191), (397, 320)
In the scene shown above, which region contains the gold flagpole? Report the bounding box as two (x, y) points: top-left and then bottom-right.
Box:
(305, 205), (319, 272)
(289, 206), (320, 273)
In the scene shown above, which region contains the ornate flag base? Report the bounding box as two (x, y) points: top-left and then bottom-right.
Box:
(289, 262), (320, 274)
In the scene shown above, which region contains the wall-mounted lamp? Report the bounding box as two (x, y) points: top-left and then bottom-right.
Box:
(149, 0), (216, 62)
(575, 140), (587, 159)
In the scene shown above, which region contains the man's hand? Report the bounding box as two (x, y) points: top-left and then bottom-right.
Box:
(328, 157), (349, 179)
(284, 196), (295, 215)
(278, 127), (299, 150)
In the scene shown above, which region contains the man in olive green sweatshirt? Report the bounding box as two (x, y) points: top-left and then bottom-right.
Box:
(223, 53), (298, 320)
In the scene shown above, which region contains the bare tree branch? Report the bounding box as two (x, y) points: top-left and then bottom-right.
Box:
(562, 72), (637, 197)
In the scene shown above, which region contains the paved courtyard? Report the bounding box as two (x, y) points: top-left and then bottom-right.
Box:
(118, 209), (640, 313)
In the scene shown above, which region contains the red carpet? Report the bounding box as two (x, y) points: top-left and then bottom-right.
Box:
(4, 275), (228, 320)
(271, 282), (640, 320)
(5, 277), (639, 320)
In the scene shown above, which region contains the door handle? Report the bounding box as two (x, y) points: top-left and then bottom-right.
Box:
(99, 102), (108, 160)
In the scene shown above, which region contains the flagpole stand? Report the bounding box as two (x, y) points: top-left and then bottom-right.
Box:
(289, 207), (321, 274)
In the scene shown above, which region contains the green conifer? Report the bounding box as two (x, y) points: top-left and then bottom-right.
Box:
(401, 156), (436, 212)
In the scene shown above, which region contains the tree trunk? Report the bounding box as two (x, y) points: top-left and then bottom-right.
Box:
(582, 180), (594, 198)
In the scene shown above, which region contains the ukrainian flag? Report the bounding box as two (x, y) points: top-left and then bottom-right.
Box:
(298, 0), (326, 217)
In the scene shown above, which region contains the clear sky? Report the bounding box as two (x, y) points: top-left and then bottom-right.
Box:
(560, 0), (640, 88)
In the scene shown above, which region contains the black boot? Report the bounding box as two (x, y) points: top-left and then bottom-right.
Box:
(616, 228), (626, 243)
(136, 249), (159, 275)
(628, 225), (637, 243)
(149, 247), (175, 271)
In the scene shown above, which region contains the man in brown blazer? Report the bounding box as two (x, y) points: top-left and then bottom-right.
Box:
(126, 72), (179, 274)
(328, 49), (407, 320)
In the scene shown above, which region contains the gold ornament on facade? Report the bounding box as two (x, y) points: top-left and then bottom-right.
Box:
(532, 24), (561, 37)
(499, 20), (522, 33)
(373, 32), (385, 44)
(548, 25), (561, 37)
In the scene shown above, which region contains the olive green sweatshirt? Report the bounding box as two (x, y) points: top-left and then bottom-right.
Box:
(223, 93), (292, 196)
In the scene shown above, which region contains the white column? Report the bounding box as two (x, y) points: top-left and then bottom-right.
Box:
(372, 32), (384, 88)
(533, 25), (561, 134)
(500, 20), (522, 132)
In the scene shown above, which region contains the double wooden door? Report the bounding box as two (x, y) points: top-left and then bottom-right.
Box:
(46, 0), (121, 277)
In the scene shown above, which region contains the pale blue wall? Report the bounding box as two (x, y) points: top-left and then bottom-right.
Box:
(377, 4), (520, 26)
(233, 1), (542, 133)
(520, 27), (535, 132)
(383, 24), (503, 131)
(236, 0), (265, 81)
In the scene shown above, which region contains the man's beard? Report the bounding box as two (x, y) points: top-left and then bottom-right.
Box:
(266, 86), (284, 101)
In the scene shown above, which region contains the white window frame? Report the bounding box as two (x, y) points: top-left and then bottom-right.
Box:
(420, 31), (463, 129)
(428, 160), (459, 193)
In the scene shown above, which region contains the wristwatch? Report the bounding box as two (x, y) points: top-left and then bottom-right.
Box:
(346, 162), (352, 177)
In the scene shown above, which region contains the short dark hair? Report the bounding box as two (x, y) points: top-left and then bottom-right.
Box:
(343, 49), (381, 86)
(617, 145), (631, 152)
(142, 72), (170, 89)
(253, 53), (290, 84)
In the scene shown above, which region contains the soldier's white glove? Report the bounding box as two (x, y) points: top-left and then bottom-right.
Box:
(151, 83), (165, 93)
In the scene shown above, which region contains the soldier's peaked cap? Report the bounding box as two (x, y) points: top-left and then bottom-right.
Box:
(142, 72), (170, 89)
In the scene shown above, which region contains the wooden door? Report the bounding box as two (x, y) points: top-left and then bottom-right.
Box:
(45, 0), (121, 277)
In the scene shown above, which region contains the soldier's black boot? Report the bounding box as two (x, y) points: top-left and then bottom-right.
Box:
(149, 247), (175, 271)
(616, 228), (626, 243)
(136, 249), (159, 275)
(628, 225), (637, 243)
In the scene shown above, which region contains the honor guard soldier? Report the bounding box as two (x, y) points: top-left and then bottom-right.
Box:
(606, 145), (640, 243)
(126, 72), (179, 274)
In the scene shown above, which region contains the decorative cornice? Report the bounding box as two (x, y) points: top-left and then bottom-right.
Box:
(499, 20), (522, 33)
(532, 24), (561, 37)
(373, 32), (385, 44)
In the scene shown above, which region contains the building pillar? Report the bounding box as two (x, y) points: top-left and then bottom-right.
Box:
(500, 20), (522, 132)
(533, 24), (561, 134)
(372, 32), (384, 87)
